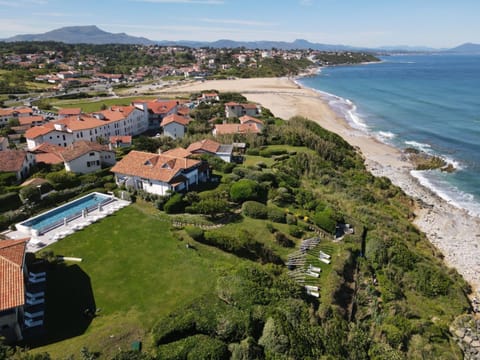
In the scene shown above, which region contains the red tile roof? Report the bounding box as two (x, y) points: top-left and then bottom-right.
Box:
(239, 115), (263, 125)
(18, 116), (45, 127)
(111, 150), (200, 183)
(60, 140), (111, 162)
(186, 139), (221, 154)
(161, 114), (190, 127)
(0, 150), (28, 172)
(163, 147), (192, 158)
(146, 100), (178, 115)
(58, 108), (81, 116)
(0, 239), (27, 311)
(0, 107), (32, 117)
(109, 136), (132, 145)
(25, 124), (54, 139)
(214, 123), (261, 135)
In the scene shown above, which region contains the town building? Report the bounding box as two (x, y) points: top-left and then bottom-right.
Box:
(160, 114), (190, 139)
(186, 139), (233, 163)
(0, 150), (36, 181)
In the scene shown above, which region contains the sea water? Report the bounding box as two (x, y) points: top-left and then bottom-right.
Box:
(299, 54), (480, 216)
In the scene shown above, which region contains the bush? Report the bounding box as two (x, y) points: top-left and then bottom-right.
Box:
(246, 148), (260, 156)
(230, 179), (260, 203)
(275, 232), (295, 247)
(267, 206), (286, 223)
(164, 193), (186, 214)
(185, 226), (205, 242)
(0, 172), (17, 187)
(19, 186), (41, 204)
(259, 148), (288, 158)
(312, 207), (337, 234)
(242, 201), (267, 219)
(0, 192), (21, 212)
(286, 213), (297, 225)
(289, 225), (303, 238)
(45, 170), (80, 190)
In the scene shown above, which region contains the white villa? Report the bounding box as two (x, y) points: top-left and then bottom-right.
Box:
(111, 149), (210, 195)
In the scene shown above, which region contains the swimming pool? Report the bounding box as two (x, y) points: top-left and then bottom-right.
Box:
(18, 192), (114, 234)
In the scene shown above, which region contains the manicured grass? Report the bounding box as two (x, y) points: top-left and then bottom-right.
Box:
(51, 96), (158, 113)
(243, 145), (317, 168)
(30, 202), (243, 358)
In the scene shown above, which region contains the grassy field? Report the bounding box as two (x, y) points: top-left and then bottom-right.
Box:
(50, 96), (158, 113)
(243, 145), (316, 167)
(30, 201), (243, 358)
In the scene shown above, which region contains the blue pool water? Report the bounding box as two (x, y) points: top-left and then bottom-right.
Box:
(298, 54), (480, 217)
(22, 193), (111, 231)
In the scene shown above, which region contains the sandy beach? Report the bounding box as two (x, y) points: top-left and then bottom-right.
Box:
(157, 76), (480, 294)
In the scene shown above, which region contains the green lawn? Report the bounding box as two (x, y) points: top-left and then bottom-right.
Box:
(51, 96), (158, 113)
(31, 202), (243, 358)
(243, 145), (317, 167)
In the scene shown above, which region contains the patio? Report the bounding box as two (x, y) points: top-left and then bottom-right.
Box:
(3, 198), (130, 252)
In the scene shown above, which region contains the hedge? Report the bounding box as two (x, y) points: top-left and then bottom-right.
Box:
(0, 192), (21, 212)
(230, 179), (260, 203)
(242, 201), (267, 219)
(164, 193), (186, 214)
(267, 205), (286, 223)
(185, 226), (205, 241)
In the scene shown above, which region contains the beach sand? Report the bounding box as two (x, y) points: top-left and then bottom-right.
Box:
(157, 77), (480, 293)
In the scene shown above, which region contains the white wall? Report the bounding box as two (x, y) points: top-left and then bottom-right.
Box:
(65, 151), (101, 174)
(163, 122), (185, 139)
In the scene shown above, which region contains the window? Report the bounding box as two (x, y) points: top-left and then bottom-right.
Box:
(87, 162), (90, 167)
(63, 135), (66, 140)
(89, 152), (95, 156)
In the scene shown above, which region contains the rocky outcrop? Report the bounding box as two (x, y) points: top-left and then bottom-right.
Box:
(451, 315), (480, 359)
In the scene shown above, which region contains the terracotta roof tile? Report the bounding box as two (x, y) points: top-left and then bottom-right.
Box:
(163, 147), (192, 158)
(214, 123), (261, 135)
(61, 140), (111, 162)
(18, 116), (45, 126)
(25, 124), (54, 139)
(58, 108), (81, 116)
(109, 136), (132, 145)
(0, 150), (27, 172)
(0, 239), (27, 311)
(186, 139), (220, 154)
(239, 115), (263, 125)
(161, 114), (190, 127)
(111, 150), (200, 183)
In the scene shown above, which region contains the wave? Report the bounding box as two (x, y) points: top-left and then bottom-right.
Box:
(404, 140), (433, 154)
(376, 131), (396, 141)
(411, 170), (480, 217)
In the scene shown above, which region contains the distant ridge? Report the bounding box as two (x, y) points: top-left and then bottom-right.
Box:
(5, 25), (155, 45)
(445, 43), (480, 54)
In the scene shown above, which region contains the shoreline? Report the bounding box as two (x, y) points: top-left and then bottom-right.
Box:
(157, 76), (480, 294)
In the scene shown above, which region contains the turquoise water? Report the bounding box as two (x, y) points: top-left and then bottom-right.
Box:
(22, 193), (110, 231)
(299, 55), (480, 216)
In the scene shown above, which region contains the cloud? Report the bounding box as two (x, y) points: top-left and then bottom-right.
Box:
(32, 12), (92, 17)
(299, 0), (313, 5)
(134, 0), (224, 4)
(0, 0), (47, 7)
(199, 18), (277, 27)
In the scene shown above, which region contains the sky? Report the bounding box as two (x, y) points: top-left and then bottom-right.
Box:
(0, 0), (478, 48)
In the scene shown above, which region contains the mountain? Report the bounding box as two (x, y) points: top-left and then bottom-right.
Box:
(5, 25), (155, 45)
(446, 43), (480, 54)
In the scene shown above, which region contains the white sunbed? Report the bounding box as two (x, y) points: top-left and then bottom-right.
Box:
(319, 251), (331, 259)
(307, 289), (320, 298)
(309, 265), (322, 273)
(306, 270), (320, 278)
(319, 257), (331, 264)
(305, 285), (319, 292)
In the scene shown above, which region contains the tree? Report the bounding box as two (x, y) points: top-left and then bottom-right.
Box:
(230, 179), (260, 203)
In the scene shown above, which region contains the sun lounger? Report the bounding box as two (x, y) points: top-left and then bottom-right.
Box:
(24, 318), (43, 328)
(319, 251), (331, 259)
(319, 257), (331, 264)
(309, 264), (322, 273)
(306, 270), (320, 278)
(307, 289), (320, 297)
(305, 285), (319, 292)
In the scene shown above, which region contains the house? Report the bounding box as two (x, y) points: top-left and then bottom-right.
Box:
(29, 143), (64, 165)
(0, 239), (28, 342)
(0, 107), (33, 127)
(58, 108), (81, 119)
(111, 149), (209, 195)
(161, 114), (190, 139)
(109, 135), (132, 149)
(198, 92), (219, 103)
(0, 136), (9, 151)
(0, 150), (36, 181)
(224, 102), (260, 118)
(186, 139), (233, 163)
(133, 99), (178, 129)
(239, 115), (264, 132)
(18, 116), (46, 128)
(60, 141), (116, 174)
(213, 123), (262, 136)
(25, 105), (148, 150)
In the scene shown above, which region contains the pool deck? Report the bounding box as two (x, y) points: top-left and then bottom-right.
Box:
(3, 198), (130, 253)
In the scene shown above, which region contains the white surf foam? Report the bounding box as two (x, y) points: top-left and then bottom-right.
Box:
(404, 140), (433, 154)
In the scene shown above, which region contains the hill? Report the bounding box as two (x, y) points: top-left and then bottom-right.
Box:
(5, 25), (155, 45)
(446, 42), (480, 53)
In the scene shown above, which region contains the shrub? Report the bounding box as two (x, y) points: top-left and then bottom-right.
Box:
(242, 201), (267, 219)
(259, 148), (288, 158)
(312, 207), (336, 234)
(185, 226), (205, 242)
(289, 225), (303, 238)
(286, 213), (297, 225)
(0, 192), (21, 212)
(230, 179), (260, 203)
(164, 193), (186, 214)
(19, 186), (41, 204)
(246, 148), (260, 156)
(0, 172), (17, 187)
(275, 232), (295, 247)
(154, 195), (169, 210)
(267, 206), (286, 223)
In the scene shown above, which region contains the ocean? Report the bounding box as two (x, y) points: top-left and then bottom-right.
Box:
(298, 54), (480, 217)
